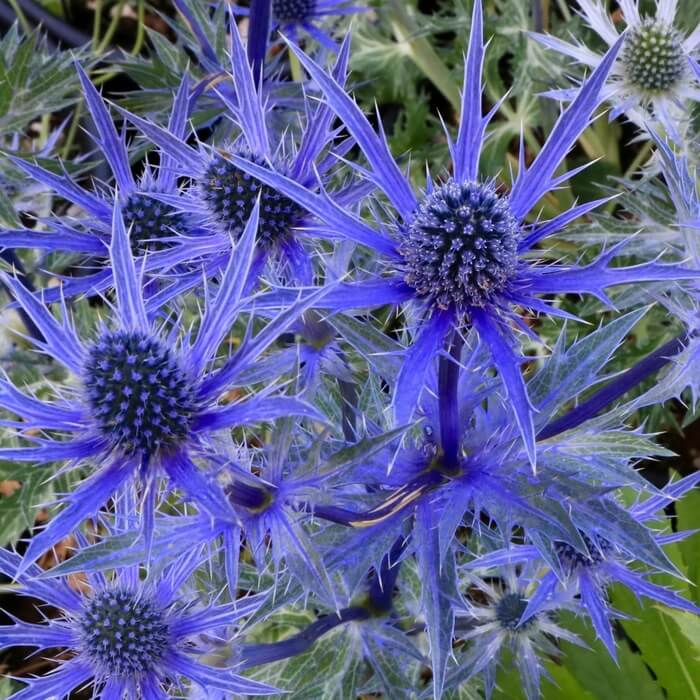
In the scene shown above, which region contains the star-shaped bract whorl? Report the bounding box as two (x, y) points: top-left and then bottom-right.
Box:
(0, 547), (279, 697)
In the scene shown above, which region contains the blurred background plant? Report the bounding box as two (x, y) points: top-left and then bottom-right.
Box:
(0, 1), (699, 697)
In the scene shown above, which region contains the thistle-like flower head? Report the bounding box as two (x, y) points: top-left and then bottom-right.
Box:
(0, 202), (324, 569)
(532, 0), (700, 139)
(0, 65), (226, 303)
(0, 547), (278, 697)
(439, 566), (581, 700)
(116, 21), (362, 288)
(400, 180), (520, 309)
(469, 471), (700, 659)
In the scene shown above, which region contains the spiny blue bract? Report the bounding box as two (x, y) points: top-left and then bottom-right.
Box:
(400, 180), (519, 309)
(85, 330), (196, 456)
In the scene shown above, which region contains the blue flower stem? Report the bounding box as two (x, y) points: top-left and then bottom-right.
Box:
(367, 535), (409, 612)
(239, 606), (370, 667)
(439, 331), (463, 469)
(248, 0), (271, 82)
(239, 540), (409, 668)
(538, 332), (688, 440)
(338, 350), (358, 441)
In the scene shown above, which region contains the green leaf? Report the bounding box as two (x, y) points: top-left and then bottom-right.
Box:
(676, 488), (700, 601)
(303, 425), (408, 478)
(362, 625), (423, 697)
(0, 186), (19, 226)
(246, 626), (362, 699)
(529, 307), (649, 416)
(0, 462), (56, 549)
(38, 518), (210, 577)
(611, 584), (700, 700)
(659, 608), (700, 660)
(495, 610), (664, 700)
(329, 313), (403, 383)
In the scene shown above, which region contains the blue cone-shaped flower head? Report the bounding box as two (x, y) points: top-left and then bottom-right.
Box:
(271, 0), (365, 49)
(0, 546), (278, 698)
(532, 0), (700, 140)
(232, 0), (366, 50)
(225, 0), (699, 465)
(0, 202), (327, 569)
(0, 65), (229, 304)
(115, 21), (366, 289)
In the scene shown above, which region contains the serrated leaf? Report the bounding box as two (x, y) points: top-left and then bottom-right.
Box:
(0, 462), (56, 549)
(676, 488), (700, 602)
(415, 500), (455, 699)
(612, 584), (700, 700)
(246, 626), (362, 699)
(329, 313), (403, 383)
(302, 425), (408, 479)
(38, 518), (213, 577)
(529, 307), (648, 420)
(362, 624), (424, 698)
(658, 608), (700, 660)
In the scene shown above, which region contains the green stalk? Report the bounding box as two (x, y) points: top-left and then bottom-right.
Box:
(61, 101), (83, 160)
(92, 0), (103, 48)
(384, 0), (461, 113)
(97, 0), (126, 54)
(7, 0), (32, 34)
(131, 0), (146, 56)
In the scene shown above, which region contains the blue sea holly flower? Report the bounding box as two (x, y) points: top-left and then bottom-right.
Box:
(0, 66), (226, 304)
(439, 566), (583, 700)
(468, 471), (700, 660)
(0, 548), (278, 698)
(225, 0), (698, 465)
(270, 0), (365, 49)
(206, 434), (339, 600)
(0, 202), (325, 569)
(232, 0), (366, 51)
(115, 20), (365, 288)
(532, 0), (700, 139)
